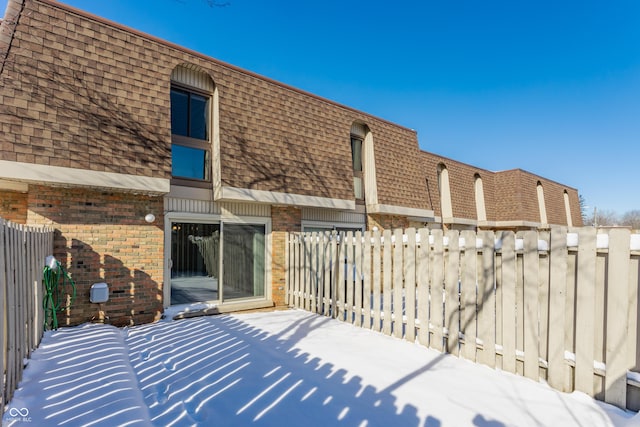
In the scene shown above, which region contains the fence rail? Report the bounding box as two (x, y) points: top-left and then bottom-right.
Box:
(1, 218), (54, 414)
(286, 226), (640, 411)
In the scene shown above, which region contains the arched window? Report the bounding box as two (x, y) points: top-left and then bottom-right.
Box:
(536, 181), (548, 224)
(563, 190), (573, 226)
(170, 64), (215, 186)
(437, 164), (453, 219)
(474, 174), (487, 221)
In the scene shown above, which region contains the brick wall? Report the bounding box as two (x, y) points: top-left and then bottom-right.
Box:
(271, 206), (301, 307)
(25, 185), (164, 326)
(0, 189), (27, 223)
(367, 214), (410, 231)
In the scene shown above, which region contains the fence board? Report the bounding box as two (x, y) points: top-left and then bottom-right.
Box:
(310, 232), (318, 312)
(372, 230), (382, 332)
(548, 227), (568, 391)
(337, 233), (346, 321)
(538, 231), (550, 377)
(363, 231), (372, 329)
(354, 231), (363, 327)
(575, 227), (597, 396)
(605, 229), (630, 407)
(501, 231), (517, 374)
(461, 230), (477, 362)
(405, 229), (417, 343)
(417, 229), (430, 347)
(430, 229), (444, 352)
(6, 225), (17, 402)
(445, 230), (460, 354)
(478, 231), (496, 368)
(382, 230), (392, 335)
(0, 220), (5, 415)
(523, 231), (540, 380)
(330, 232), (338, 319)
(393, 229), (404, 339)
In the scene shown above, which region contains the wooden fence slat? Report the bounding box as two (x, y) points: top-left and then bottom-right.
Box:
(354, 231), (363, 327)
(382, 229), (392, 335)
(404, 228), (416, 343)
(445, 230), (460, 354)
(373, 230), (382, 332)
(628, 245), (640, 377)
(537, 231), (551, 375)
(337, 232), (346, 321)
(430, 229), (444, 352)
(501, 231), (517, 373)
(605, 229), (631, 407)
(417, 229), (430, 347)
(331, 231), (339, 319)
(0, 219), (6, 414)
(460, 230), (476, 361)
(392, 229), (404, 339)
(345, 231), (355, 324)
(363, 231), (372, 329)
(575, 227), (597, 396)
(310, 232), (318, 312)
(478, 231), (496, 368)
(322, 232), (331, 316)
(295, 233), (301, 308)
(523, 231), (540, 380)
(548, 227), (568, 391)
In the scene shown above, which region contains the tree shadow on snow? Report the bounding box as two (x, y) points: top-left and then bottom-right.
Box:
(125, 311), (433, 427)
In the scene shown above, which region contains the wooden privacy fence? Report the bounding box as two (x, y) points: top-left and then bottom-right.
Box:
(0, 218), (54, 414)
(286, 227), (640, 411)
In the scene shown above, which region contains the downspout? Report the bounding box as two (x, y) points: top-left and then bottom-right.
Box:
(0, 0), (26, 78)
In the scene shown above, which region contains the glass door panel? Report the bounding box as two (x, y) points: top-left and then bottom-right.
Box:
(170, 222), (220, 304)
(222, 224), (265, 301)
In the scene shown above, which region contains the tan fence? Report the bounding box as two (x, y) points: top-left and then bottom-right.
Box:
(0, 218), (54, 414)
(286, 227), (640, 411)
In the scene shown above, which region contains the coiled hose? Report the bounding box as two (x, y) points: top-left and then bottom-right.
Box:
(42, 256), (76, 330)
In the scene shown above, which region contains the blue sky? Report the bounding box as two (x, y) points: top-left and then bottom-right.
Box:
(2, 0), (639, 215)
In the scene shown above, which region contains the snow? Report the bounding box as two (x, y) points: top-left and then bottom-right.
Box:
(3, 308), (639, 427)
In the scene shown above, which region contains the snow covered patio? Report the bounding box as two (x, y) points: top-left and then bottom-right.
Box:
(3, 308), (638, 427)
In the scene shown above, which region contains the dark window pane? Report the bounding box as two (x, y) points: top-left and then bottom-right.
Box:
(170, 89), (189, 137)
(190, 94), (209, 140)
(351, 138), (362, 172)
(172, 144), (207, 180)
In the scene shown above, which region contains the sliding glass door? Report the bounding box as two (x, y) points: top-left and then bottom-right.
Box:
(169, 220), (266, 305)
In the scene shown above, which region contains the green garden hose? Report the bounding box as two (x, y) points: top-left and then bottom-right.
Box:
(42, 256), (76, 330)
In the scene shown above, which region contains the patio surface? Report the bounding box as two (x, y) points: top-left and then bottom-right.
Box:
(3, 308), (637, 427)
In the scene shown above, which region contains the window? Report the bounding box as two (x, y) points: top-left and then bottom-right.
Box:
(171, 87), (210, 181)
(351, 136), (363, 200)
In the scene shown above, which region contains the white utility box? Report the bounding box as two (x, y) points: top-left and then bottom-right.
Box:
(90, 282), (109, 303)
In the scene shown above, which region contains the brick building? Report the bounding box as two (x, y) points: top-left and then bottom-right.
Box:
(0, 0), (582, 326)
